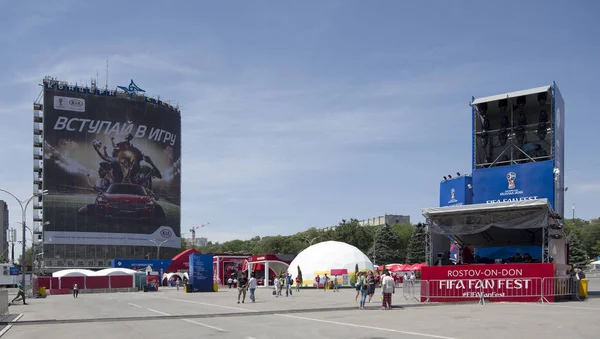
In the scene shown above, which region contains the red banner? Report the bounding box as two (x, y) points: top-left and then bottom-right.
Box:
(421, 263), (554, 302)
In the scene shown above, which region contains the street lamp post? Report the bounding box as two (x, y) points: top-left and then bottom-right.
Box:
(149, 239), (169, 259)
(0, 188), (48, 302)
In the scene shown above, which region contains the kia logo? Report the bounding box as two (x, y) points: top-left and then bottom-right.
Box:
(69, 99), (84, 107)
(160, 229), (172, 238)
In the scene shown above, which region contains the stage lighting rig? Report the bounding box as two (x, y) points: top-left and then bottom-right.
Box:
(537, 92), (547, 106)
(498, 99), (508, 112)
(478, 102), (488, 115)
(537, 109), (548, 140)
(443, 176), (448, 181)
(448, 174), (452, 179)
(456, 172), (461, 177)
(499, 115), (509, 146)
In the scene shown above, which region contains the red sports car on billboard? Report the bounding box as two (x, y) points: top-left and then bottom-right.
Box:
(93, 183), (165, 224)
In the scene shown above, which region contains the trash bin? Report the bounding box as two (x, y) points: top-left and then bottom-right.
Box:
(39, 287), (46, 297)
(143, 285), (148, 292)
(579, 279), (588, 298)
(185, 284), (192, 293)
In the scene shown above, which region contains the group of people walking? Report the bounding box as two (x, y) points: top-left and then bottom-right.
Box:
(355, 270), (396, 310)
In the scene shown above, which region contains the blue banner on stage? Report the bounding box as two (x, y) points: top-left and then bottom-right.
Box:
(440, 176), (473, 207)
(472, 160), (555, 207)
(189, 254), (214, 292)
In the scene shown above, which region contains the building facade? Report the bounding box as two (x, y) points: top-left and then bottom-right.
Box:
(358, 214), (411, 227)
(0, 201), (8, 263)
(36, 77), (182, 268)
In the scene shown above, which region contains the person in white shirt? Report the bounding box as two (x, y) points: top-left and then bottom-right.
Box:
(248, 273), (257, 302)
(274, 275), (282, 297)
(381, 270), (395, 310)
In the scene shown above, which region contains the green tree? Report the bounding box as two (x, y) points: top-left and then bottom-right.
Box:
(18, 248), (34, 266)
(181, 237), (188, 251)
(370, 223), (403, 264)
(406, 223), (427, 264)
(568, 232), (587, 264)
(392, 223), (415, 255)
(330, 219), (374, 254)
(591, 240), (600, 259)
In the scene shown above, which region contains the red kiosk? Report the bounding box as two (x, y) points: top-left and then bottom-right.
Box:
(244, 254), (295, 286)
(213, 254), (250, 285)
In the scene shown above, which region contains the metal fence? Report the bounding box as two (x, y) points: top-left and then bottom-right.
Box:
(419, 277), (582, 305)
(401, 279), (421, 301)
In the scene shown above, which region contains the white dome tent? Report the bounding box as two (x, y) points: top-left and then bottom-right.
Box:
(289, 241), (374, 286)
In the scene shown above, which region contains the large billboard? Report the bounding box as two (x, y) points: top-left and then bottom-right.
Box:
(472, 161), (554, 207)
(42, 82), (181, 260)
(553, 83), (565, 218)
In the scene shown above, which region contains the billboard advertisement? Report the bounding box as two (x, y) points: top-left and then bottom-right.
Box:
(189, 254), (214, 292)
(42, 82), (181, 260)
(472, 161), (554, 207)
(439, 176), (473, 207)
(553, 83), (565, 218)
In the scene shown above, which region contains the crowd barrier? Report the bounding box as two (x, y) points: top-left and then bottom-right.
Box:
(419, 277), (582, 305)
(402, 280), (421, 301)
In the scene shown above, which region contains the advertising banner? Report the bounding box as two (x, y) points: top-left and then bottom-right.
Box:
(189, 254), (214, 292)
(439, 176), (473, 207)
(42, 86), (181, 253)
(146, 274), (159, 291)
(472, 161), (554, 207)
(421, 263), (554, 302)
(110, 259), (173, 272)
(553, 83), (565, 218)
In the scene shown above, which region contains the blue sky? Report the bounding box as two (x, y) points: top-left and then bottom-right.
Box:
(0, 1), (599, 243)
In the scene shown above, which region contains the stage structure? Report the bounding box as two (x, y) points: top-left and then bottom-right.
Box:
(34, 77), (182, 269)
(423, 199), (566, 266)
(421, 84), (569, 303)
(432, 83), (566, 265)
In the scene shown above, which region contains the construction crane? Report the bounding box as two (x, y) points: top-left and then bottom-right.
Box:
(190, 222), (210, 245)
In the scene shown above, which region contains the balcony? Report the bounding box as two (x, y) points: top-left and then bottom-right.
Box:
(34, 135), (43, 147)
(34, 159), (43, 171)
(34, 122), (43, 135)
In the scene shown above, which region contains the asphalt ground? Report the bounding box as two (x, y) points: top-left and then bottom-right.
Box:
(2, 279), (599, 339)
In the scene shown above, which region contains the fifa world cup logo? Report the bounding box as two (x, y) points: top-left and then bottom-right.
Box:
(507, 172), (517, 190)
(118, 149), (136, 183)
(450, 188), (455, 200)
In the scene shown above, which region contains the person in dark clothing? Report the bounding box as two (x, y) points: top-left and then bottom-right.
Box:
(237, 273), (249, 304)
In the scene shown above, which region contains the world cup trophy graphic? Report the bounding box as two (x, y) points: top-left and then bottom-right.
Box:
(507, 172), (517, 190)
(450, 188), (455, 200)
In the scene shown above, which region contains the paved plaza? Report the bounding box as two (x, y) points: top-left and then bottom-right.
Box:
(2, 279), (599, 339)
